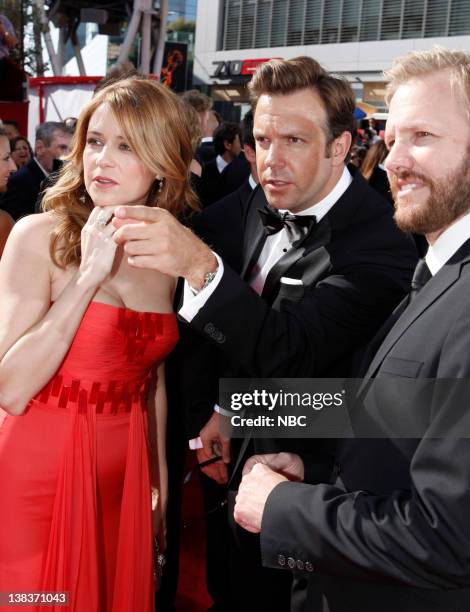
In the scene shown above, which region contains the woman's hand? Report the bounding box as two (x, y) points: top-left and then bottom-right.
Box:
(78, 206), (118, 290)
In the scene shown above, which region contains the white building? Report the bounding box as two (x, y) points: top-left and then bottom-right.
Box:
(194, 0), (470, 107)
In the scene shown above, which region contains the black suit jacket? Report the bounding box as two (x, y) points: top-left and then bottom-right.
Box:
(182, 170), (417, 442)
(193, 178), (253, 274)
(196, 140), (216, 166)
(0, 157), (46, 220)
(199, 155), (250, 208)
(0, 158), (63, 220)
(261, 240), (470, 611)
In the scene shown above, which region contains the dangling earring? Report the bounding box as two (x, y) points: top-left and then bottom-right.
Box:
(156, 176), (164, 193)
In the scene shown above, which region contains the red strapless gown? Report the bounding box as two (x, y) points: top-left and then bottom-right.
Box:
(0, 301), (178, 612)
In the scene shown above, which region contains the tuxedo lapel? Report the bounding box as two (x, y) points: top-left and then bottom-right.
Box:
(241, 186), (268, 280)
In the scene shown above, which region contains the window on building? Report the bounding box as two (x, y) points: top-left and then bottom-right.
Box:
(287, 0), (305, 46)
(240, 0), (256, 48)
(340, 0), (360, 43)
(402, 0), (424, 38)
(321, 0), (340, 44)
(270, 0), (288, 46)
(254, 0), (271, 47)
(449, 0), (470, 36)
(380, 0), (402, 40)
(359, 0), (381, 41)
(304, 0), (321, 45)
(424, 0), (449, 36)
(223, 0), (241, 50)
(220, 0), (463, 51)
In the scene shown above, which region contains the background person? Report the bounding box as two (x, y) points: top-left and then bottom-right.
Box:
(0, 121), (72, 220)
(9, 135), (32, 168)
(360, 138), (392, 203)
(0, 127), (15, 257)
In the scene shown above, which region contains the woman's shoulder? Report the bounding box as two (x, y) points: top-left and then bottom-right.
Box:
(7, 212), (57, 252)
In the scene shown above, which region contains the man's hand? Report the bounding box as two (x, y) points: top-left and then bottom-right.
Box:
(196, 447), (228, 484)
(198, 412), (231, 484)
(242, 452), (304, 481)
(112, 206), (217, 288)
(234, 463), (287, 533)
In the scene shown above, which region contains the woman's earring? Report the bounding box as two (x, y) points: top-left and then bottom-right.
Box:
(156, 176), (164, 193)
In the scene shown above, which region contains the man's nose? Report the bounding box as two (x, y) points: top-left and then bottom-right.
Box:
(384, 141), (413, 175)
(264, 142), (284, 168)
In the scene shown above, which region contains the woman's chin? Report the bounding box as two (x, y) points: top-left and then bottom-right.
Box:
(92, 198), (119, 208)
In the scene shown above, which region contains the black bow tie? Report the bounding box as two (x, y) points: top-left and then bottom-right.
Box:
(258, 205), (316, 246)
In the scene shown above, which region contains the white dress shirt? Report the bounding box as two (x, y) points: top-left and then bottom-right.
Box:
(216, 155), (228, 174)
(425, 211), (470, 276)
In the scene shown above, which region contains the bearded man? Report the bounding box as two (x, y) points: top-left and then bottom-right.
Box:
(232, 46), (470, 612)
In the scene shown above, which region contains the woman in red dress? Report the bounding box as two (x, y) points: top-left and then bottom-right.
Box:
(0, 78), (198, 611)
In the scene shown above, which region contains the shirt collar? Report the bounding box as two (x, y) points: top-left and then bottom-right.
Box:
(426, 210), (470, 275)
(279, 165), (352, 222)
(248, 174), (257, 190)
(216, 154), (228, 174)
(201, 137), (213, 143)
(34, 157), (49, 177)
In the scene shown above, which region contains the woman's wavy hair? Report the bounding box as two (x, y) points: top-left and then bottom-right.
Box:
(360, 139), (388, 181)
(42, 77), (199, 268)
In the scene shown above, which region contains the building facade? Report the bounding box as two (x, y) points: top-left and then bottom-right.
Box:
(194, 0), (470, 107)
(168, 0), (198, 21)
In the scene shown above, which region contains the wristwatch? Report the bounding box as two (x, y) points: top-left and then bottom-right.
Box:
(189, 267), (218, 295)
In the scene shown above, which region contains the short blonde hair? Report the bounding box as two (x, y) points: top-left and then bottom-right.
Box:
(385, 46), (470, 118)
(43, 77), (199, 267)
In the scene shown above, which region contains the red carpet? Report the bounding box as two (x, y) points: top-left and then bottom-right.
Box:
(175, 452), (213, 611)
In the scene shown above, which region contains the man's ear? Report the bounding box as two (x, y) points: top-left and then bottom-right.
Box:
(223, 138), (233, 153)
(243, 144), (256, 164)
(35, 139), (45, 157)
(330, 131), (352, 166)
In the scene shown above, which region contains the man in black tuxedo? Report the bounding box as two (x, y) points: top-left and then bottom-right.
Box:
(0, 121), (71, 220)
(194, 110), (258, 274)
(233, 47), (470, 612)
(199, 122), (250, 207)
(112, 56), (417, 610)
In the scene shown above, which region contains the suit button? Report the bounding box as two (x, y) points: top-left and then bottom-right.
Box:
(277, 554), (286, 566)
(214, 331), (226, 344)
(305, 561), (314, 572)
(203, 323), (226, 344)
(287, 557), (296, 569)
(296, 559), (304, 571)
